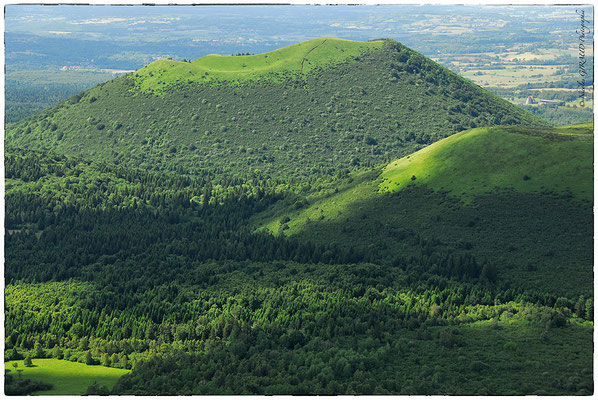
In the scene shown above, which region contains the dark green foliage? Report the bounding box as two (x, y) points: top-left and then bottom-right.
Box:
(6, 348), (24, 361)
(107, 313), (591, 395)
(52, 346), (64, 360)
(85, 351), (95, 366)
(4, 147), (593, 395)
(470, 360), (490, 372)
(585, 299), (593, 321)
(86, 382), (110, 395)
(522, 105), (594, 126)
(24, 356), (33, 368)
(5, 149), (368, 286)
(291, 186), (593, 298)
(2, 40), (589, 395)
(4, 370), (53, 396)
(34, 341), (45, 358)
(5, 77), (115, 123)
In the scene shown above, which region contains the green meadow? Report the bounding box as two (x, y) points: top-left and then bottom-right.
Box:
(133, 37), (383, 92)
(5, 359), (129, 395)
(379, 122), (594, 202)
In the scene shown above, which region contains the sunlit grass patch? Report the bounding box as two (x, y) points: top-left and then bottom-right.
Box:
(5, 358), (129, 395)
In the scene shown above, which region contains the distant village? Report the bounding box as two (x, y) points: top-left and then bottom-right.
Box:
(521, 96), (565, 106)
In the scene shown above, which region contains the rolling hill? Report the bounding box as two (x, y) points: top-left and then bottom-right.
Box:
(6, 38), (547, 178)
(133, 37), (384, 92)
(255, 122), (594, 296)
(4, 37), (592, 396)
(379, 122), (594, 201)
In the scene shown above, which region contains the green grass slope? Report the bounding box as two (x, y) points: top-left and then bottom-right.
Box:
(5, 359), (128, 395)
(260, 122), (594, 233)
(134, 38), (383, 93)
(379, 122), (594, 202)
(255, 122), (593, 296)
(6, 38), (548, 178)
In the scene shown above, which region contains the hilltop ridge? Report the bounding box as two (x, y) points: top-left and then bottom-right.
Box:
(133, 37), (384, 92)
(258, 122), (594, 234)
(379, 122), (594, 202)
(4, 31), (594, 396)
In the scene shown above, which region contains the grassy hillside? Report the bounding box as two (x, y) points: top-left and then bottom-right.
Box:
(134, 38), (383, 92)
(255, 123), (593, 296)
(5, 359), (128, 395)
(259, 122), (593, 233)
(379, 122), (594, 202)
(6, 38), (547, 178)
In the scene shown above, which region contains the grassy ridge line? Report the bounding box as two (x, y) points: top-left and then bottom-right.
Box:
(5, 359), (128, 395)
(301, 38), (328, 73)
(132, 37), (383, 92)
(379, 123), (593, 202)
(257, 123), (593, 236)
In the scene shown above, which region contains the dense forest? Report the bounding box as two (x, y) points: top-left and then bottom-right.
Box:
(521, 105), (594, 126)
(4, 38), (593, 395)
(4, 144), (594, 395)
(5, 78), (114, 124)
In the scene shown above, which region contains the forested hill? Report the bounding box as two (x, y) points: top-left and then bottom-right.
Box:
(6, 38), (547, 179)
(255, 123), (594, 297)
(4, 139), (593, 395)
(6, 37), (591, 396)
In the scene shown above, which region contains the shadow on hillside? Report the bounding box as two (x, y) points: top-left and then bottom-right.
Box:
(291, 186), (593, 297)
